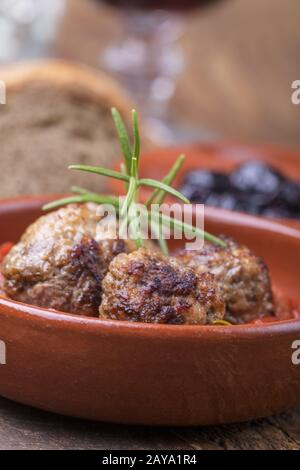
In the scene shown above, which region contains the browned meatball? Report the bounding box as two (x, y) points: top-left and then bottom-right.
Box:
(175, 237), (274, 323)
(99, 248), (225, 324)
(2, 204), (136, 316)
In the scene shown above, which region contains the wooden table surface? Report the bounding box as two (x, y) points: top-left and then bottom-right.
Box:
(1, 0), (300, 450)
(0, 398), (300, 450)
(0, 396), (299, 450)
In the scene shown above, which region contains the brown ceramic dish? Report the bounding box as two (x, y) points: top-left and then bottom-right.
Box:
(0, 195), (300, 426)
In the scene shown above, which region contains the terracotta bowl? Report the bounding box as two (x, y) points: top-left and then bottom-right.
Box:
(111, 142), (300, 228)
(0, 196), (300, 426)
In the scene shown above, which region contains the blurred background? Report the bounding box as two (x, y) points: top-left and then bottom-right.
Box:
(0, 0), (299, 147)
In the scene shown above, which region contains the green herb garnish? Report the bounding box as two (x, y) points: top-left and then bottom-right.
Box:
(212, 319), (232, 326)
(43, 108), (226, 255)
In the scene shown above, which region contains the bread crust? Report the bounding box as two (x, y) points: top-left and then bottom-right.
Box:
(0, 59), (133, 119)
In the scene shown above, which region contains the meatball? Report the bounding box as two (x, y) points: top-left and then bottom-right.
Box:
(99, 248), (225, 324)
(175, 237), (274, 323)
(2, 204), (136, 316)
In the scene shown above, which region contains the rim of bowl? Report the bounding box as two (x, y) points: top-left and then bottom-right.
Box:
(0, 195), (300, 339)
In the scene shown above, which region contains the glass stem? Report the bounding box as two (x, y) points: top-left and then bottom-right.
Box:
(102, 10), (184, 135)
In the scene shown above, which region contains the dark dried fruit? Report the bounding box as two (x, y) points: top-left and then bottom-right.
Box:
(230, 161), (282, 207)
(179, 160), (300, 220)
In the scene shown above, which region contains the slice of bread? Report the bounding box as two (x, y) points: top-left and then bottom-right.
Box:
(0, 60), (135, 197)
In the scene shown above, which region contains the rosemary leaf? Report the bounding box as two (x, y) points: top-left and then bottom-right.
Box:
(71, 187), (120, 209)
(139, 178), (190, 204)
(157, 237), (169, 256)
(120, 162), (129, 191)
(150, 219), (169, 256)
(152, 211), (226, 247)
(131, 156), (138, 179)
(43, 194), (120, 211)
(156, 154), (185, 205)
(120, 176), (137, 218)
(132, 109), (140, 171)
(111, 107), (132, 174)
(145, 154), (185, 207)
(130, 215), (145, 248)
(69, 165), (129, 182)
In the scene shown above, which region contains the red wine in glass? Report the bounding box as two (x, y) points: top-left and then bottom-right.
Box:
(100, 0), (221, 11)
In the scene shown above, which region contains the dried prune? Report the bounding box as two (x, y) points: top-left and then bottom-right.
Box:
(205, 193), (238, 211)
(178, 160), (300, 220)
(230, 161), (282, 207)
(280, 181), (300, 210)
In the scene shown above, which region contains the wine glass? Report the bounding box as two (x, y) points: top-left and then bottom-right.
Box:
(96, 0), (223, 144)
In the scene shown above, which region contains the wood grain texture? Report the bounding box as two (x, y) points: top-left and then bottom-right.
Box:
(0, 397), (299, 450)
(53, 0), (300, 147)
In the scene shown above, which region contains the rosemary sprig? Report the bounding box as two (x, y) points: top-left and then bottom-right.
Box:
(121, 176), (137, 218)
(111, 107), (132, 174)
(69, 165), (129, 183)
(150, 211), (225, 247)
(150, 218), (169, 256)
(138, 178), (189, 204)
(43, 193), (119, 211)
(145, 154), (185, 207)
(43, 108), (226, 253)
(132, 110), (140, 176)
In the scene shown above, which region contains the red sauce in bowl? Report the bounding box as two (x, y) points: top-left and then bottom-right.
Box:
(0, 242), (14, 262)
(252, 290), (300, 324)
